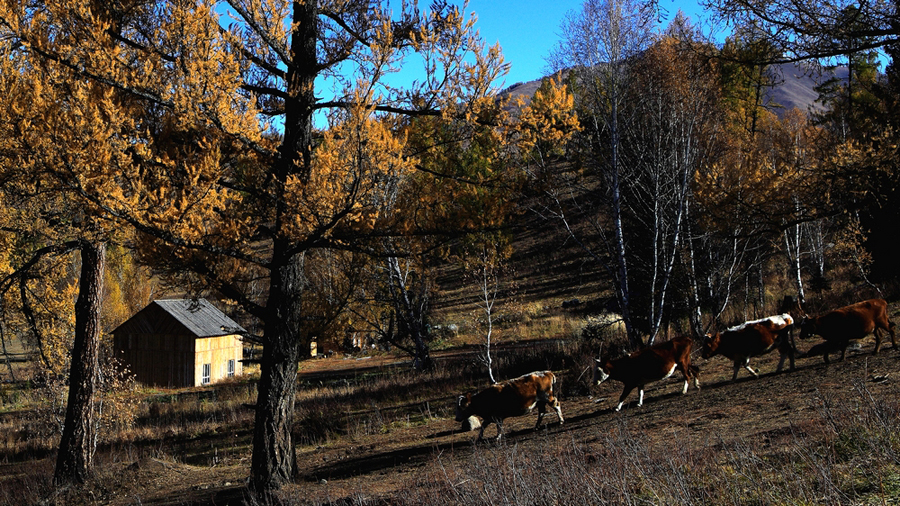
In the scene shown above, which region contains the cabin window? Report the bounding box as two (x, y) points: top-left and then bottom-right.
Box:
(201, 363), (211, 385)
(227, 359), (235, 378)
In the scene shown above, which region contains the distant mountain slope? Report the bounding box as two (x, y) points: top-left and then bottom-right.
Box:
(500, 63), (847, 118)
(767, 62), (847, 117)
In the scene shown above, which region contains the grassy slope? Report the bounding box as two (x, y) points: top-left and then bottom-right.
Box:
(1, 64), (893, 505)
(8, 330), (898, 505)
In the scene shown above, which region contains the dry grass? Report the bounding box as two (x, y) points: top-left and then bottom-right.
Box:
(378, 380), (900, 506)
(2, 241), (899, 505)
(0, 378), (258, 453)
(2, 319), (900, 505)
(292, 339), (581, 446)
(0, 338), (579, 504)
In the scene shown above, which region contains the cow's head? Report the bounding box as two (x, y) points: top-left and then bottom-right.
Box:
(454, 393), (472, 421)
(701, 332), (721, 359)
(798, 316), (818, 340)
(593, 359), (611, 385)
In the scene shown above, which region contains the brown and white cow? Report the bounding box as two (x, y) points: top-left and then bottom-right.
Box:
(455, 371), (564, 441)
(593, 334), (699, 412)
(701, 314), (795, 381)
(799, 298), (897, 363)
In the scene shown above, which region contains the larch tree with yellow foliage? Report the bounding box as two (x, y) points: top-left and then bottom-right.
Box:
(457, 75), (579, 382)
(0, 0), (523, 495)
(0, 40), (126, 485)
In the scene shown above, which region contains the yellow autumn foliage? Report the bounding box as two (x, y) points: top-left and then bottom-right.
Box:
(516, 76), (581, 157)
(695, 103), (821, 231)
(0, 0), (584, 487)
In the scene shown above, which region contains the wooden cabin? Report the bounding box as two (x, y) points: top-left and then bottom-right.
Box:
(113, 299), (245, 388)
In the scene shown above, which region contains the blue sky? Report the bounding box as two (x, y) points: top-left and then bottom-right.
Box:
(305, 0), (716, 128)
(464, 0), (713, 88)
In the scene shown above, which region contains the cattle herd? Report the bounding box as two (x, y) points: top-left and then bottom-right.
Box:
(455, 297), (897, 441)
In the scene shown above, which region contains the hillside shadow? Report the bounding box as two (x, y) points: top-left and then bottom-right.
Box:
(303, 438), (468, 482)
(306, 420), (577, 482)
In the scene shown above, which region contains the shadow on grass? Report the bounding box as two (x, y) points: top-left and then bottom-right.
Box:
(304, 418), (576, 483)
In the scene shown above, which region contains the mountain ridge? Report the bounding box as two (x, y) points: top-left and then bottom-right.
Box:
(501, 62), (849, 118)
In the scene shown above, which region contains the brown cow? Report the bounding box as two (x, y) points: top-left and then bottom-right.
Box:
(702, 314), (796, 381)
(799, 298), (897, 363)
(593, 335), (699, 412)
(455, 371), (564, 441)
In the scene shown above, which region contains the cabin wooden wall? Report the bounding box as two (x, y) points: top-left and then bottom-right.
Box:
(112, 302), (245, 388)
(193, 334), (243, 386)
(113, 332), (195, 388)
(113, 331), (243, 388)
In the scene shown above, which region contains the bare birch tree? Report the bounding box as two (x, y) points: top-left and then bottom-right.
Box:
(462, 237), (511, 385)
(547, 0), (654, 349)
(623, 18), (722, 343)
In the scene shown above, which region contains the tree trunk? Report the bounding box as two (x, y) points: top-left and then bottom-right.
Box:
(684, 216), (704, 339)
(608, 103), (640, 349)
(0, 319), (17, 382)
(54, 241), (105, 485)
(250, 251), (305, 493)
(480, 261), (497, 384)
(785, 200), (805, 302)
(386, 257), (433, 372)
(249, 0), (318, 494)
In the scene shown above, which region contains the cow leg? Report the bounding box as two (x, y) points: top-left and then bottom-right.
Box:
(616, 386), (635, 411)
(873, 325), (896, 353)
(494, 420), (503, 441)
(741, 357), (759, 378)
(734, 358), (757, 380)
(637, 387), (645, 407)
(551, 398), (564, 424)
(680, 371), (694, 393)
(787, 328), (797, 370)
(776, 351), (788, 373)
(777, 334), (796, 371)
(679, 362), (693, 393)
(477, 421), (488, 441)
(542, 396), (563, 425)
(534, 403), (546, 430)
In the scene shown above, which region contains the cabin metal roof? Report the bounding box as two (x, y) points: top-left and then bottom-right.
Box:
(114, 298), (246, 338)
(153, 299), (246, 337)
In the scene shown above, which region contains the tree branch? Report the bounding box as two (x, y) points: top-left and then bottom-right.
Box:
(224, 0), (295, 71)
